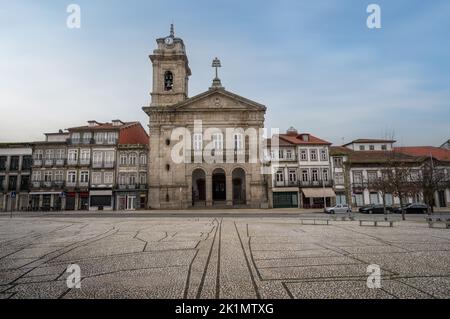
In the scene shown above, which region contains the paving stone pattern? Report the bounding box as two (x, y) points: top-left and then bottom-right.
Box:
(0, 217), (449, 299)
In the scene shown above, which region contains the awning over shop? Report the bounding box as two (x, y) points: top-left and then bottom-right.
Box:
(301, 188), (336, 198)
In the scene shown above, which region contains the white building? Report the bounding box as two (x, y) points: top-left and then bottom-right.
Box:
(269, 127), (335, 208)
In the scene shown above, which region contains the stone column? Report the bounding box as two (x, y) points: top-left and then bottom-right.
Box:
(226, 174), (233, 207)
(245, 174), (251, 206)
(186, 174), (193, 208)
(206, 174), (212, 206)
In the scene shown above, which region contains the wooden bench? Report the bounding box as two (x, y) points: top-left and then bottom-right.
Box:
(427, 217), (450, 229)
(359, 220), (394, 227)
(301, 219), (330, 225)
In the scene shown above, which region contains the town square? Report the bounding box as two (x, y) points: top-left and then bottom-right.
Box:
(1, 212), (450, 299)
(0, 0), (449, 306)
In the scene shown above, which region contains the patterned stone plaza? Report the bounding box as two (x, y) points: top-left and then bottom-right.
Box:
(0, 215), (449, 299)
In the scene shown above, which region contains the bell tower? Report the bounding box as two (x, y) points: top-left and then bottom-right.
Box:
(150, 24), (191, 106)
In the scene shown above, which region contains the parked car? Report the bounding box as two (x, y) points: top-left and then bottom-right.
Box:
(393, 203), (428, 214)
(325, 204), (352, 214)
(359, 204), (393, 214)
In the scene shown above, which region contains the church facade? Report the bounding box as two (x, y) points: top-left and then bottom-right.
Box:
(143, 26), (269, 209)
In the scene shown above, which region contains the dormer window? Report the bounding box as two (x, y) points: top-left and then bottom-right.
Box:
(164, 71), (174, 91)
(301, 134), (309, 142)
(112, 120), (124, 126)
(88, 121), (100, 127)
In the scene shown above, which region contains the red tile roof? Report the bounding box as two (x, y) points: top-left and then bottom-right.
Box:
(265, 137), (295, 147)
(279, 133), (331, 146)
(330, 146), (353, 156)
(118, 123), (149, 145)
(342, 139), (396, 146)
(348, 150), (417, 163)
(394, 147), (450, 162)
(67, 121), (149, 145)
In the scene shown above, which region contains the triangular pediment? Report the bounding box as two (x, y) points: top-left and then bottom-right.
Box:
(168, 88), (266, 112)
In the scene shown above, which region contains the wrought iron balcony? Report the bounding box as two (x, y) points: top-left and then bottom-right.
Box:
(351, 181), (369, 189)
(35, 181), (65, 189)
(67, 159), (78, 166)
(55, 159), (66, 166)
(116, 183), (147, 190)
(79, 159), (90, 166)
(104, 161), (115, 168)
(298, 180), (334, 188)
(32, 159), (43, 166)
(65, 181), (89, 189)
(274, 180), (335, 188)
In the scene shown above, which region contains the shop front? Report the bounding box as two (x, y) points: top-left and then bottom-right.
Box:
(272, 191), (299, 208)
(301, 188), (336, 209)
(89, 190), (113, 211)
(115, 191), (148, 211)
(29, 192), (63, 211)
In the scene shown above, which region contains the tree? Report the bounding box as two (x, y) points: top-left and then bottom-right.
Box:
(368, 170), (393, 220)
(368, 151), (418, 221)
(414, 158), (450, 213)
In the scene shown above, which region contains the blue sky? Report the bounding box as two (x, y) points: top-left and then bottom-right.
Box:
(0, 0), (449, 146)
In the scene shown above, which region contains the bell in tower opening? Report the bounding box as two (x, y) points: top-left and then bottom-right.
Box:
(164, 71), (174, 91)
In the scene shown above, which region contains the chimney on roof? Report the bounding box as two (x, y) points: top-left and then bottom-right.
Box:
(286, 126), (298, 136)
(112, 119), (124, 126)
(59, 129), (63, 133)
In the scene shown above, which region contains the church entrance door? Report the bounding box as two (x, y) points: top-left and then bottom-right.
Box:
(212, 169), (226, 202)
(232, 168), (246, 205)
(192, 169), (206, 206)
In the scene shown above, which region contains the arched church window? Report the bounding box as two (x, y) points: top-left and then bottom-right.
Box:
(164, 71), (174, 91)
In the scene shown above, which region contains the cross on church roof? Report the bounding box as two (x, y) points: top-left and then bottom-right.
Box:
(212, 57), (221, 79)
(210, 57), (223, 89)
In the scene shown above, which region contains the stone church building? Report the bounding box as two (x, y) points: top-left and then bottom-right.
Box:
(143, 26), (269, 209)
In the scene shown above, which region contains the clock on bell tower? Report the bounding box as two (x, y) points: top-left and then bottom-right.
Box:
(149, 24), (192, 107)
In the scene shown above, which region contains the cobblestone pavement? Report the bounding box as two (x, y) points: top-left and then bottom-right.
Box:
(0, 216), (449, 299)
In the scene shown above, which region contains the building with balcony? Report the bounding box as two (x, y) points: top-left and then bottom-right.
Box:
(0, 143), (32, 211)
(115, 143), (149, 210)
(268, 127), (335, 208)
(30, 131), (69, 211)
(66, 119), (148, 211)
(329, 140), (450, 208)
(329, 146), (351, 205)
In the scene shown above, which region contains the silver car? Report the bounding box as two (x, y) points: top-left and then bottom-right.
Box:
(325, 204), (352, 214)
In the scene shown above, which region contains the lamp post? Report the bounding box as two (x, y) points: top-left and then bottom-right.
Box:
(322, 147), (327, 212)
(322, 176), (326, 212)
